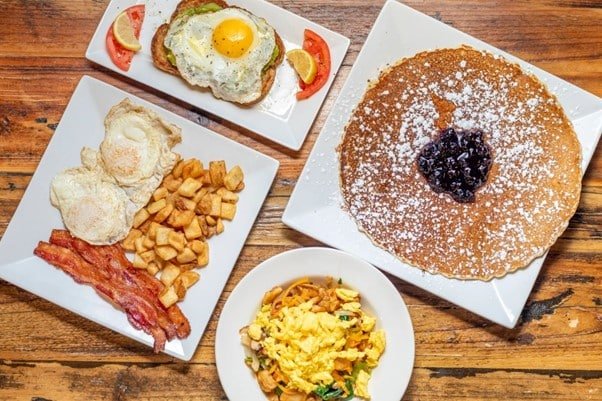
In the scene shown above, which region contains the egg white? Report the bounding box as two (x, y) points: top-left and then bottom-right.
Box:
(164, 8), (277, 104)
(50, 167), (135, 245)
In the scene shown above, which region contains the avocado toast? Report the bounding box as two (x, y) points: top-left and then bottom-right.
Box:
(151, 0), (285, 105)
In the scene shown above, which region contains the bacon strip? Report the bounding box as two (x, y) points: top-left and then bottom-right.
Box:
(33, 230), (191, 352)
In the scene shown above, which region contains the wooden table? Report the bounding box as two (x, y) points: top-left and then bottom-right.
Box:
(1, 0), (601, 399)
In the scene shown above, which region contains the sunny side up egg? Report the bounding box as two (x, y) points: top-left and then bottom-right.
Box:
(164, 8), (277, 104)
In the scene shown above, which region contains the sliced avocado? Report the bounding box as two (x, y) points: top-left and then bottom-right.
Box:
(183, 2), (223, 16)
(262, 45), (280, 72)
(166, 48), (177, 66)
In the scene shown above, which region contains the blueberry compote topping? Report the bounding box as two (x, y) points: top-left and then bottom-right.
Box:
(417, 128), (492, 203)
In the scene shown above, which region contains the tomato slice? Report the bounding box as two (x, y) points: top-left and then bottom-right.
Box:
(297, 29), (331, 100)
(106, 5), (145, 72)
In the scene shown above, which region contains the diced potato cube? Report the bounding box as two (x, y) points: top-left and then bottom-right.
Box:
(197, 194), (212, 215)
(172, 159), (185, 179)
(147, 262), (160, 276)
(216, 187), (239, 203)
(142, 236), (155, 250)
(168, 231), (186, 252)
(206, 225), (216, 239)
(178, 177), (203, 197)
(121, 229), (143, 251)
(147, 199), (167, 215)
(209, 160), (227, 187)
(138, 219), (152, 234)
(153, 187), (168, 202)
(193, 188), (209, 204)
(179, 263), (196, 271)
(209, 194), (222, 217)
(147, 222), (161, 240)
(160, 263), (181, 287)
(198, 216), (209, 236)
(191, 160), (204, 178)
(174, 280), (187, 300)
(164, 175), (183, 193)
(132, 253), (147, 269)
(175, 197), (196, 211)
(134, 237), (146, 254)
(220, 202), (237, 220)
(184, 217), (203, 240)
(177, 271), (200, 289)
(181, 159), (195, 179)
(189, 240), (205, 254)
(176, 247), (196, 264)
(159, 286), (179, 308)
(140, 249), (156, 263)
(155, 226), (171, 246)
(156, 245), (178, 261)
(201, 170), (212, 185)
(216, 218), (224, 234)
(196, 241), (209, 267)
(165, 192), (177, 207)
(206, 215), (216, 226)
(133, 208), (150, 228)
(154, 204), (174, 223)
(167, 209), (178, 226)
(224, 165), (244, 191)
(172, 210), (196, 228)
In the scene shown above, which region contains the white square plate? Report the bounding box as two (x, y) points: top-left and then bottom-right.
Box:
(283, 0), (602, 328)
(85, 0), (350, 151)
(0, 75), (279, 360)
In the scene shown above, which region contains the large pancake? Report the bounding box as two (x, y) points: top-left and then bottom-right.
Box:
(338, 46), (582, 280)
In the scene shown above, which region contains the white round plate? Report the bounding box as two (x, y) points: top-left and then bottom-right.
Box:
(215, 247), (415, 401)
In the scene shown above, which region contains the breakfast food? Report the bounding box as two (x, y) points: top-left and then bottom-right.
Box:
(34, 229), (190, 352)
(50, 99), (181, 245)
(338, 46), (582, 280)
(121, 157), (244, 308)
(288, 29), (331, 100)
(241, 278), (385, 400)
(151, 0), (284, 105)
(107, 5), (145, 71)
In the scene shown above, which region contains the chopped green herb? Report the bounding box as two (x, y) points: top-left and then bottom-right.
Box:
(314, 384), (344, 400)
(342, 379), (355, 400)
(274, 387), (283, 396)
(338, 278), (343, 285)
(339, 315), (350, 321)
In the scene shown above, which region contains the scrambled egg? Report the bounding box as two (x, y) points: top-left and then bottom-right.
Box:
(251, 298), (386, 397)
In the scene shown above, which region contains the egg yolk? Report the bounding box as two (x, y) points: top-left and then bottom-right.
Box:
(212, 19), (254, 58)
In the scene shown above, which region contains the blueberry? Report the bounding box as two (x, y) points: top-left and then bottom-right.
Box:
(416, 128), (492, 203)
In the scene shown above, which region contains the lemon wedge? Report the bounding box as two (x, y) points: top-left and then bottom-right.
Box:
(286, 49), (317, 84)
(113, 11), (141, 52)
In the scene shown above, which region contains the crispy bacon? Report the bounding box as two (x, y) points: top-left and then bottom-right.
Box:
(33, 230), (191, 352)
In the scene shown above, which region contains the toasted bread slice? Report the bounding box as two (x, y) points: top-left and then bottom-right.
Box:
(151, 0), (284, 105)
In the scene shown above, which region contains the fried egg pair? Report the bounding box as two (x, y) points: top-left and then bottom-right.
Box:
(164, 7), (277, 104)
(51, 99), (182, 245)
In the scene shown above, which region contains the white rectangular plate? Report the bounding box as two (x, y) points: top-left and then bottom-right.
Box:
(0, 75), (279, 360)
(86, 0), (350, 151)
(282, 0), (602, 328)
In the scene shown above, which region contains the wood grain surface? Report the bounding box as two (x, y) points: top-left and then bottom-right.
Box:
(0, 0), (601, 400)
